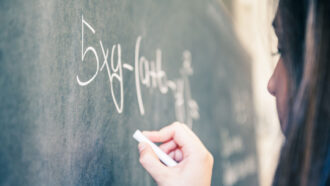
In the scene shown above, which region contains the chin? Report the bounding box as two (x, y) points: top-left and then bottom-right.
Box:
(276, 101), (288, 136)
(279, 116), (288, 137)
(279, 119), (285, 134)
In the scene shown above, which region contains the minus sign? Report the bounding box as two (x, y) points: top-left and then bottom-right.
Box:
(167, 81), (176, 90)
(123, 63), (134, 71)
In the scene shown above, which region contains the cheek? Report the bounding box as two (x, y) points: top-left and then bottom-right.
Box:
(276, 61), (290, 124)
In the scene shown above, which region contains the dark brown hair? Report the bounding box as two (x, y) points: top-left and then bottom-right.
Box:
(273, 0), (330, 185)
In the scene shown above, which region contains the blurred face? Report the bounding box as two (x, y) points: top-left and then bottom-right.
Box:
(268, 13), (290, 133)
(268, 58), (289, 133)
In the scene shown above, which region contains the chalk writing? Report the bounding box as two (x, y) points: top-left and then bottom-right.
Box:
(220, 129), (257, 186)
(76, 15), (199, 127)
(223, 155), (256, 186)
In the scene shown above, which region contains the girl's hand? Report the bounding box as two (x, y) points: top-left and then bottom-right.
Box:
(138, 122), (214, 186)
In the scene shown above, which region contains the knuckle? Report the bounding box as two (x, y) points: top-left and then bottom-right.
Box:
(172, 122), (182, 127)
(173, 122), (186, 129)
(209, 153), (214, 164)
(202, 150), (209, 158)
(139, 156), (145, 164)
(139, 153), (148, 165)
(200, 149), (213, 162)
(181, 123), (190, 130)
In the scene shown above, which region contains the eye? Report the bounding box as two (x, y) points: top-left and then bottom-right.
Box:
(271, 48), (284, 57)
(277, 47), (284, 55)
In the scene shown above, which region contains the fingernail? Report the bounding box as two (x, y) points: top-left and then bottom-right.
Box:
(138, 143), (146, 152)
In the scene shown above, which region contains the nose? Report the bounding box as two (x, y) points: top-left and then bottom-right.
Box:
(267, 71), (276, 96)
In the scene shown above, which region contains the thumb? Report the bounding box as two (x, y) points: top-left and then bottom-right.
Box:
(138, 142), (169, 182)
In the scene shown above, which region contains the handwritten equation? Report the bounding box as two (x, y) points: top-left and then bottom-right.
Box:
(76, 15), (199, 127)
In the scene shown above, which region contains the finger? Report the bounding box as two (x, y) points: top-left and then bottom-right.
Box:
(174, 149), (183, 162)
(138, 142), (168, 182)
(143, 122), (194, 148)
(169, 151), (175, 159)
(159, 140), (177, 154)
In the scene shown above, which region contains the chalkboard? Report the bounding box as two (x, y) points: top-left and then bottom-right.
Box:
(0, 0), (258, 185)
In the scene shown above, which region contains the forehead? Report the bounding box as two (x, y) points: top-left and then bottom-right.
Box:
(272, 9), (282, 39)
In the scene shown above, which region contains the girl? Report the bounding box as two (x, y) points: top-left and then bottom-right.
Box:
(137, 0), (330, 185)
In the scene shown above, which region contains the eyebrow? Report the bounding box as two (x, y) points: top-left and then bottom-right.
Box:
(272, 19), (280, 39)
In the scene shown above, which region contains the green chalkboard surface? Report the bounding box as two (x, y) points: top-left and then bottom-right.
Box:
(0, 0), (258, 185)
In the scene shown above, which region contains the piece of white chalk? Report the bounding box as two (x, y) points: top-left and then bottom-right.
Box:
(133, 130), (178, 167)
